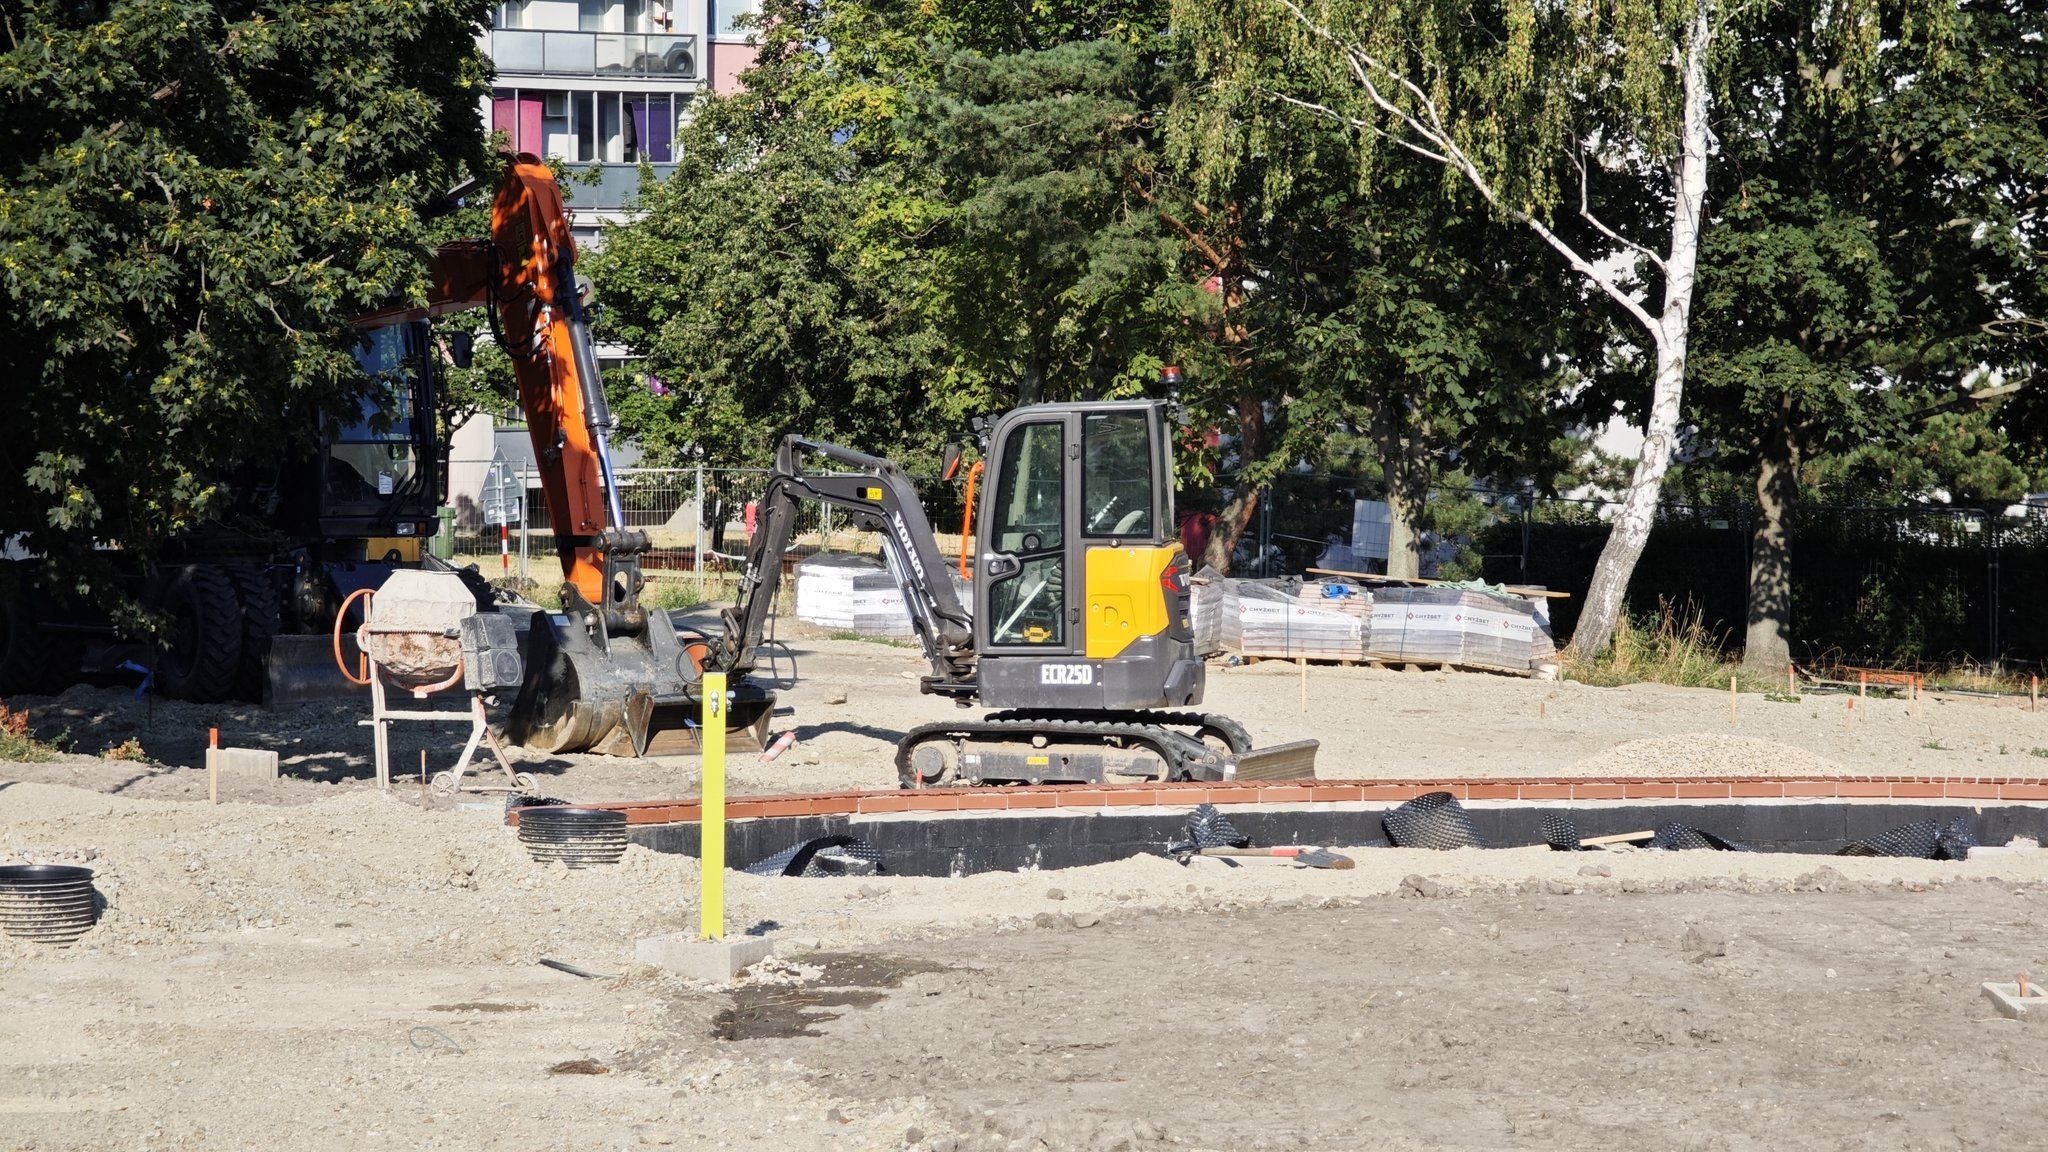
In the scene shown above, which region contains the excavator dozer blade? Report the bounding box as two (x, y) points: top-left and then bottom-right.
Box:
(506, 609), (772, 758)
(1227, 739), (1321, 783)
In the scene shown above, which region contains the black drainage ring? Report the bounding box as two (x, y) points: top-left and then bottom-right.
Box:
(517, 808), (629, 869)
(0, 864), (99, 946)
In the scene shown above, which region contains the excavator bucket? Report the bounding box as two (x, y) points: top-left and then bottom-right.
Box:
(506, 609), (774, 758)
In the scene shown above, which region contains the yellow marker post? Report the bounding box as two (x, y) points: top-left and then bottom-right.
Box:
(699, 673), (726, 941)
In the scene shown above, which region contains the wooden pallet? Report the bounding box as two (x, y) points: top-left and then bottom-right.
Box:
(1232, 653), (1537, 678)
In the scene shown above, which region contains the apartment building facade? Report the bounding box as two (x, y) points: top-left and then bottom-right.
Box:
(480, 0), (756, 241)
(448, 0), (757, 508)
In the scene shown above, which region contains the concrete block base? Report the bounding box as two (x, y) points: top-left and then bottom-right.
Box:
(1981, 981), (2048, 1021)
(636, 933), (775, 982)
(217, 748), (280, 780)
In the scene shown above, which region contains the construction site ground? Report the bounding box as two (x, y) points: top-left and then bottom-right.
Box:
(9, 618), (2047, 804)
(6, 624), (2048, 1149)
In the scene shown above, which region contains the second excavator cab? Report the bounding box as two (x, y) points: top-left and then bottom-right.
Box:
(971, 400), (1202, 712)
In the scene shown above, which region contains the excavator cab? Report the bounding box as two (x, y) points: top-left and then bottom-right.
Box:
(972, 401), (1201, 711)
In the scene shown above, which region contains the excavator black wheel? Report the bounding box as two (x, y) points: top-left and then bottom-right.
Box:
(148, 565), (244, 703)
(227, 566), (282, 702)
(1194, 713), (1253, 756)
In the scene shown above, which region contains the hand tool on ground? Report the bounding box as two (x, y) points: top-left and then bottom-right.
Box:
(1198, 846), (1356, 869)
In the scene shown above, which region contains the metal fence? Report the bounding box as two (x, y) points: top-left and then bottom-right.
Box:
(1224, 472), (2048, 669)
(442, 463), (967, 603)
(439, 460), (2046, 666)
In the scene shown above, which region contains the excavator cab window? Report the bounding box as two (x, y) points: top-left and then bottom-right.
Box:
(1081, 411), (1156, 538)
(320, 321), (439, 535)
(985, 420), (1067, 647)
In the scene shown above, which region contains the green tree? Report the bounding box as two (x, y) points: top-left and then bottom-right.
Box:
(907, 39), (1195, 406)
(0, 0), (493, 602)
(1689, 0), (2047, 671)
(586, 90), (965, 470)
(1259, 143), (1594, 577)
(588, 0), (976, 470)
(1178, 0), (1984, 654)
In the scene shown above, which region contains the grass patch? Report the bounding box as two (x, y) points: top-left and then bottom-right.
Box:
(0, 701), (58, 763)
(827, 629), (913, 648)
(1764, 692), (1800, 704)
(488, 575), (739, 615)
(1922, 740), (1951, 751)
(1922, 665), (2033, 695)
(2031, 748), (2048, 760)
(1563, 601), (1774, 692)
(641, 581), (710, 612)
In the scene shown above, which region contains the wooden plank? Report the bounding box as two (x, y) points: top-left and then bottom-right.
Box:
(1579, 830), (1655, 846)
(1306, 567), (1572, 599)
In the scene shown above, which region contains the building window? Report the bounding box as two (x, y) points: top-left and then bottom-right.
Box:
(713, 0), (755, 38)
(493, 89), (681, 164)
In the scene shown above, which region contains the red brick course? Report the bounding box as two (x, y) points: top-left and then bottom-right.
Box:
(506, 774), (2048, 825)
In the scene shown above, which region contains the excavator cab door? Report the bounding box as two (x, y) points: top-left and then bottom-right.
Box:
(977, 414), (1077, 654)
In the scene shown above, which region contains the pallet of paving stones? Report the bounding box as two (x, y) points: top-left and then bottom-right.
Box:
(1365, 585), (1551, 672)
(794, 553), (968, 639)
(1236, 580), (1370, 662)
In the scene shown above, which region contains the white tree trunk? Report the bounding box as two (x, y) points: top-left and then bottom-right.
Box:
(1564, 4), (1714, 658)
(1384, 484), (1421, 579)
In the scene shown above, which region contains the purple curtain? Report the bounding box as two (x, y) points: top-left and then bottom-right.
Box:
(643, 98), (673, 162)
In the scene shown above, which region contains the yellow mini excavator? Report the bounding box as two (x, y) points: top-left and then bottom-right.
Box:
(687, 404), (1320, 787)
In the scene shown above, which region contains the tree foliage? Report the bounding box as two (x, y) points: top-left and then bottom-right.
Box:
(1684, 0), (2046, 666)
(908, 39), (1195, 405)
(0, 0), (493, 599)
(585, 87), (963, 469)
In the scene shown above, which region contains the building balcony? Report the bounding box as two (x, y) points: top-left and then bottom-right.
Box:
(565, 162), (675, 211)
(488, 28), (699, 81)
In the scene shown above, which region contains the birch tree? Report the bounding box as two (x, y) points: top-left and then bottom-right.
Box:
(1175, 0), (1720, 654)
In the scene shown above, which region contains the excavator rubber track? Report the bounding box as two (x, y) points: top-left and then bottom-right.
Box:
(896, 711), (1280, 788)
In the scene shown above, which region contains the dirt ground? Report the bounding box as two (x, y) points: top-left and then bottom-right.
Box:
(9, 617), (2047, 808)
(7, 774), (2048, 1150)
(6, 624), (2048, 1150)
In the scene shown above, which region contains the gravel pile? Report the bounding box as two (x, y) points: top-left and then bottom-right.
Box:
(1565, 734), (1852, 778)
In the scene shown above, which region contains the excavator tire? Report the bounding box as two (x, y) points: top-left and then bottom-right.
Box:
(227, 566), (281, 702)
(149, 566), (244, 703)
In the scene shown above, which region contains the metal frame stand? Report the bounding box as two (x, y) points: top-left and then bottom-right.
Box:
(363, 664), (530, 796)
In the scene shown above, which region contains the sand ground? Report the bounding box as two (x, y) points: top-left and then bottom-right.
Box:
(8, 622), (2046, 806)
(5, 625), (2048, 1150)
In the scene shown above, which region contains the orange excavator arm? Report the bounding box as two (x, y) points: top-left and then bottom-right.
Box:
(366, 155), (621, 608)
(361, 155), (760, 760)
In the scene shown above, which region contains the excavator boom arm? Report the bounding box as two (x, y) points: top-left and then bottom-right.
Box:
(714, 436), (976, 691)
(360, 156), (626, 608)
